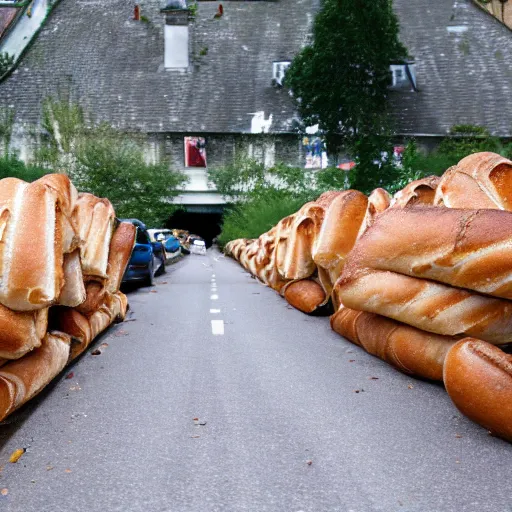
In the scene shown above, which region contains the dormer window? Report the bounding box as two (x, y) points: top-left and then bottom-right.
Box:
(161, 2), (190, 69)
(389, 63), (417, 91)
(272, 61), (291, 86)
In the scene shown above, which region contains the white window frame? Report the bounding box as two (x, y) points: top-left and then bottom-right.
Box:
(272, 61), (291, 86)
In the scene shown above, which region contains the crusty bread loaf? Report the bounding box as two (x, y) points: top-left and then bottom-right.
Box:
(73, 193), (116, 278)
(283, 279), (326, 314)
(390, 176), (440, 208)
(0, 180), (65, 311)
(106, 222), (136, 293)
(356, 188), (391, 240)
(444, 338), (512, 441)
(75, 279), (107, 316)
(313, 190), (368, 272)
(58, 250), (86, 307)
(280, 202), (325, 281)
(345, 207), (512, 300)
(335, 268), (512, 344)
(0, 306), (48, 360)
(50, 307), (92, 359)
(38, 174), (78, 218)
(434, 152), (512, 209)
(0, 332), (70, 421)
(331, 306), (458, 381)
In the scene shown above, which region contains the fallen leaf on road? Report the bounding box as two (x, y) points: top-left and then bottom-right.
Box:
(306, 460), (312, 466)
(1, 488), (8, 496)
(354, 390), (360, 394)
(193, 417), (199, 421)
(46, 465), (54, 471)
(150, 290), (158, 293)
(349, 360), (355, 362)
(91, 349), (102, 356)
(455, 460), (460, 464)
(65, 469), (72, 473)
(100, 343), (109, 349)
(369, 377), (379, 380)
(158, 282), (168, 285)
(114, 330), (128, 337)
(455, 434), (462, 438)
(65, 372), (74, 380)
(191, 435), (200, 439)
(407, 385), (414, 390)
(124, 319), (137, 323)
(199, 421), (207, 426)
(9, 449), (25, 463)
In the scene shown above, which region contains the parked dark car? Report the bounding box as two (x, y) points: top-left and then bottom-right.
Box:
(121, 219), (166, 286)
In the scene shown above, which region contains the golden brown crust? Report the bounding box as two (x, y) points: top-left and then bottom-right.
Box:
(58, 250), (86, 307)
(444, 339), (512, 441)
(391, 176), (440, 208)
(73, 193), (116, 278)
(344, 207), (512, 299)
(434, 152), (512, 210)
(283, 279), (326, 314)
(0, 332), (70, 421)
(106, 222), (136, 293)
(331, 306), (458, 381)
(335, 268), (512, 344)
(0, 305), (47, 360)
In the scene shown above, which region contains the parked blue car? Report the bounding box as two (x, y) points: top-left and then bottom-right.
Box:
(121, 219), (166, 287)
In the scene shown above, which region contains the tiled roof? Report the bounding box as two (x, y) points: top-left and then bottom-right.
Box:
(391, 0), (512, 136)
(0, 0), (511, 136)
(0, 0), (317, 133)
(0, 7), (19, 39)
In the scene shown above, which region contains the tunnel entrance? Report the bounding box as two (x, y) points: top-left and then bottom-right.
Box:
(166, 206), (224, 247)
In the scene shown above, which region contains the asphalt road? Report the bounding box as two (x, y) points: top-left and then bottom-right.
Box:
(0, 249), (511, 512)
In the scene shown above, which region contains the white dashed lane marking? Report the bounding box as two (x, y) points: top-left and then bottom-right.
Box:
(210, 309), (221, 314)
(211, 294), (218, 300)
(211, 319), (225, 335)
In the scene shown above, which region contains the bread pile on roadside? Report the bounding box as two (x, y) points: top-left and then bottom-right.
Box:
(0, 175), (135, 421)
(226, 152), (512, 442)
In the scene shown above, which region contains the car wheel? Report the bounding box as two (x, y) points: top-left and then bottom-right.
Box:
(144, 264), (155, 287)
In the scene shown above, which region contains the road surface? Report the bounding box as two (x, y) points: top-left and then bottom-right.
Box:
(0, 249), (511, 512)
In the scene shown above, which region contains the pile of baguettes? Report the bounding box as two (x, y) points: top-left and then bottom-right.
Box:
(225, 152), (512, 442)
(0, 174), (136, 422)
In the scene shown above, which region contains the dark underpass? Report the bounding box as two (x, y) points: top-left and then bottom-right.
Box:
(167, 208), (223, 247)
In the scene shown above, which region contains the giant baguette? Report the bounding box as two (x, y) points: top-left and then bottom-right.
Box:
(444, 338), (512, 442)
(0, 332), (70, 421)
(335, 268), (512, 344)
(345, 207), (512, 300)
(58, 250), (86, 307)
(356, 188), (391, 240)
(73, 193), (116, 278)
(434, 152), (512, 209)
(75, 279), (107, 316)
(106, 222), (136, 293)
(331, 306), (458, 381)
(0, 306), (48, 359)
(0, 180), (65, 311)
(280, 202), (325, 281)
(390, 176), (440, 208)
(283, 279), (326, 314)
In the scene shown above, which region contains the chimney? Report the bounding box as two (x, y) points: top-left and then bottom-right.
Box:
(134, 4), (140, 21)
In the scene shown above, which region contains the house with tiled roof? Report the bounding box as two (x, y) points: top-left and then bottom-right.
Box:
(0, 0), (511, 211)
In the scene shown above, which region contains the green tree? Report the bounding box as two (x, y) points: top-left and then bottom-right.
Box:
(34, 98), (187, 226)
(0, 52), (14, 77)
(75, 125), (187, 226)
(284, 0), (407, 191)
